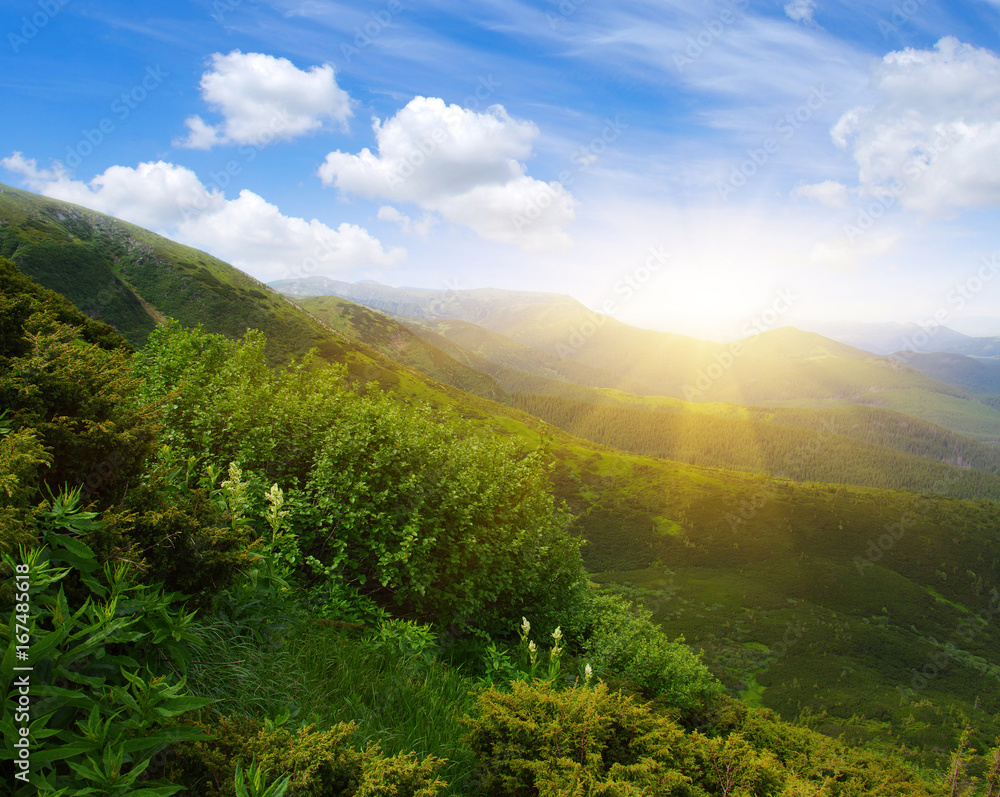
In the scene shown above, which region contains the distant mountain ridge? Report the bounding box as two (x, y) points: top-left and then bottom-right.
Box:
(272, 277), (1000, 439)
(791, 319), (972, 355)
(791, 318), (1000, 363)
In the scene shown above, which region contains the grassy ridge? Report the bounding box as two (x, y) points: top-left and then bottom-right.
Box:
(0, 182), (350, 363)
(0, 188), (157, 345)
(299, 296), (507, 400)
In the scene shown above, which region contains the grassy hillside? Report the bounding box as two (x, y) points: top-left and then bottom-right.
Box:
(0, 182), (351, 363)
(298, 293), (1000, 500)
(10, 190), (1000, 770)
(548, 439), (1000, 764)
(511, 392), (1000, 500)
(299, 295), (507, 400)
(0, 186), (158, 345)
(405, 316), (659, 393)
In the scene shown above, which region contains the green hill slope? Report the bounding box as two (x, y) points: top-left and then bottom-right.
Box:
(298, 295), (507, 400)
(512, 392), (1000, 500)
(295, 291), (1000, 498)
(0, 182), (351, 363)
(11, 189), (1000, 763)
(898, 351), (1000, 395)
(405, 316), (659, 393)
(300, 294), (1000, 499)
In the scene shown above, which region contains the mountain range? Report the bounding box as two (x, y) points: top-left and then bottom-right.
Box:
(272, 275), (1000, 441)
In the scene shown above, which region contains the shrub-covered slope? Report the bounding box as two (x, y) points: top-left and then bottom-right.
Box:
(8, 207), (1000, 775)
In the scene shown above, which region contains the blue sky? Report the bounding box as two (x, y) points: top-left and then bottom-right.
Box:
(2, 0), (1000, 340)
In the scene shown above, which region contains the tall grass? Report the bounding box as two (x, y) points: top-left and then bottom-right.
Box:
(185, 613), (308, 719)
(184, 608), (480, 796)
(290, 622), (480, 795)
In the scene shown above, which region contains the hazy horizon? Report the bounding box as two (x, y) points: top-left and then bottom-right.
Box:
(270, 272), (1000, 344)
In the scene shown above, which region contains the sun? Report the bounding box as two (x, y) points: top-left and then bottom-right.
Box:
(621, 265), (794, 342)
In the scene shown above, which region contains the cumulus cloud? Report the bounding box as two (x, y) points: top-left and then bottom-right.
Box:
(791, 179), (850, 208)
(318, 96), (576, 250)
(831, 37), (1000, 213)
(175, 51), (353, 149)
(784, 0), (818, 24)
(2, 155), (404, 280)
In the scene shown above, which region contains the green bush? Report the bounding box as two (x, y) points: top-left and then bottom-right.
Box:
(0, 297), (157, 508)
(571, 592), (722, 710)
(167, 714), (447, 797)
(101, 455), (260, 611)
(297, 392), (585, 628)
(0, 425), (51, 556)
(462, 680), (700, 796)
(131, 323), (587, 632)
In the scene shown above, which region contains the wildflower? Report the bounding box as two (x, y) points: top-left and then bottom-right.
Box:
(521, 617), (531, 636)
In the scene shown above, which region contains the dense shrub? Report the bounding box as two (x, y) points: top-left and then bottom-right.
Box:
(462, 680), (700, 796)
(0, 283), (157, 509)
(166, 714), (447, 797)
(0, 425), (50, 554)
(570, 592), (722, 710)
(131, 323), (587, 631)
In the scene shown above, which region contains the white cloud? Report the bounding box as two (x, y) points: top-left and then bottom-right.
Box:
(791, 179), (850, 208)
(377, 205), (436, 236)
(832, 37), (1000, 213)
(804, 231), (900, 272)
(318, 96), (576, 250)
(175, 50), (353, 149)
(784, 0), (818, 24)
(2, 155), (404, 280)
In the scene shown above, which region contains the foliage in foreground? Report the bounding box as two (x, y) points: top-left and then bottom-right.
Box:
(166, 714), (447, 797)
(3, 266), (999, 796)
(1, 521), (209, 795)
(462, 681), (979, 797)
(131, 321), (587, 632)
